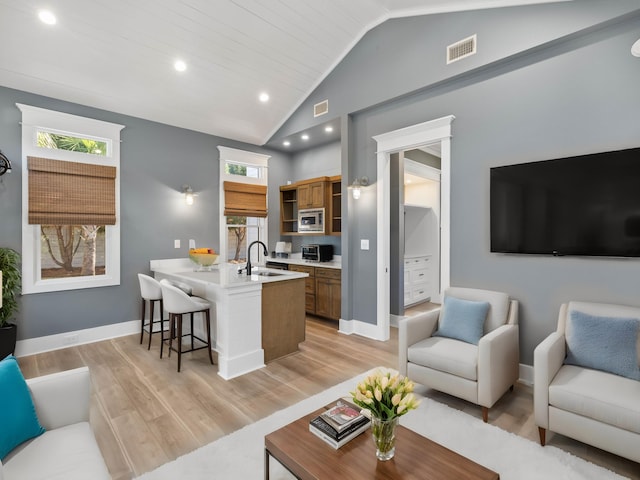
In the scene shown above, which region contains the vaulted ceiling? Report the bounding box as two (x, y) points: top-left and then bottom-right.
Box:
(0, 0), (566, 145)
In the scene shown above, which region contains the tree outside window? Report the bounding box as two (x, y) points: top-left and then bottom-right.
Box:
(226, 216), (261, 263)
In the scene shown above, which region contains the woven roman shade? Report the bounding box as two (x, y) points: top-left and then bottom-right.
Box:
(223, 181), (267, 217)
(28, 156), (117, 225)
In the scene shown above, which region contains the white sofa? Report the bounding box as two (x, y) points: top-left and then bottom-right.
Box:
(1, 366), (110, 480)
(534, 301), (640, 463)
(399, 287), (519, 422)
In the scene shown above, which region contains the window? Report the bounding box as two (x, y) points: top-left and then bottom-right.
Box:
(225, 161), (260, 179)
(18, 104), (124, 294)
(37, 130), (108, 156)
(218, 146), (270, 264)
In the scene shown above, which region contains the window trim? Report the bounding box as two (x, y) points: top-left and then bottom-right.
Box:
(217, 146), (270, 263)
(18, 103), (125, 294)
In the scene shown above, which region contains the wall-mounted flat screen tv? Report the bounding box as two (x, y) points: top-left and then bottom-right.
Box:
(490, 146), (640, 257)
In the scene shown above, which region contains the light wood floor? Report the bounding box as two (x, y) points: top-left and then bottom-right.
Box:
(18, 315), (639, 479)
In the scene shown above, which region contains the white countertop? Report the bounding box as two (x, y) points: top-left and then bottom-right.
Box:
(150, 258), (308, 289)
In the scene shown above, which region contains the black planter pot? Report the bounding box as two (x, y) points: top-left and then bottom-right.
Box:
(0, 323), (17, 360)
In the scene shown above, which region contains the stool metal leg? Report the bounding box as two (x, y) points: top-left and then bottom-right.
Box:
(159, 299), (165, 358)
(140, 298), (146, 344)
(160, 308), (167, 359)
(148, 299), (155, 350)
(177, 314), (183, 372)
(206, 309), (214, 365)
(190, 313), (195, 351)
(168, 313), (174, 358)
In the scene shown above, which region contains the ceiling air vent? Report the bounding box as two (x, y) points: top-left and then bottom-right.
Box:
(447, 34), (477, 64)
(314, 100), (329, 117)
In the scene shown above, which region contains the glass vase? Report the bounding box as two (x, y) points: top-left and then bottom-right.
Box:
(371, 416), (398, 461)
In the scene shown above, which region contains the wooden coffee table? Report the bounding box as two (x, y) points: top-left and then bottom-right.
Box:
(264, 404), (499, 479)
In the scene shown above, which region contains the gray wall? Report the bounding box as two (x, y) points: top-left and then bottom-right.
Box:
(0, 86), (290, 340)
(280, 141), (342, 255)
(290, 142), (341, 181)
(272, 3), (640, 365)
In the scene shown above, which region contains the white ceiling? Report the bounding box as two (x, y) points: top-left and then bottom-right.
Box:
(0, 0), (565, 146)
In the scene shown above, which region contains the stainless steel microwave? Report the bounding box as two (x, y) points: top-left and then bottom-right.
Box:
(298, 208), (324, 233)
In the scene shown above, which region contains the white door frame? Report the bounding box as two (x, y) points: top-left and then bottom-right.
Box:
(373, 115), (455, 339)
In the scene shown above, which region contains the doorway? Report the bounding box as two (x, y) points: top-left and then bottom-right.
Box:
(402, 154), (442, 309)
(373, 115), (454, 341)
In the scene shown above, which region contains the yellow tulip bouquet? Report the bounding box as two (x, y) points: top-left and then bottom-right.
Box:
(350, 369), (420, 460)
(350, 369), (420, 421)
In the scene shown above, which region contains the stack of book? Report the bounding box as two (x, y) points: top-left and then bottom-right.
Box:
(309, 400), (370, 449)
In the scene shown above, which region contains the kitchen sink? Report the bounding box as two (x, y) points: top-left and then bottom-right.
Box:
(253, 271), (284, 277)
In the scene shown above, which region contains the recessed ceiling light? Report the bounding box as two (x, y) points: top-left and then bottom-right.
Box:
(174, 60), (187, 72)
(283, 141), (291, 147)
(38, 10), (56, 25)
(301, 134), (309, 141)
(324, 126), (333, 133)
(259, 92), (270, 103)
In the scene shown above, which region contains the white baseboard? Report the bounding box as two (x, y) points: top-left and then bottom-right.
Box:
(389, 314), (404, 328)
(519, 363), (534, 386)
(15, 320), (140, 357)
(339, 318), (390, 341)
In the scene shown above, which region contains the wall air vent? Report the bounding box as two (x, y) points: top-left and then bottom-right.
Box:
(447, 34), (477, 64)
(314, 100), (329, 117)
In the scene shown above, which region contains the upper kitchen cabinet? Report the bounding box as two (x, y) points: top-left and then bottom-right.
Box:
(329, 175), (341, 236)
(298, 180), (326, 209)
(280, 184), (298, 235)
(280, 176), (342, 236)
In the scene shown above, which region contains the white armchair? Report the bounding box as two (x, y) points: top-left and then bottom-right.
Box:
(1, 367), (110, 480)
(399, 287), (519, 422)
(534, 301), (640, 463)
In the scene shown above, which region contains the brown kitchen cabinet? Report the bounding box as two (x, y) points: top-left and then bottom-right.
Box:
(288, 264), (316, 315)
(288, 264), (341, 320)
(297, 180), (326, 209)
(279, 185), (298, 235)
(261, 278), (306, 362)
(315, 267), (341, 320)
(328, 175), (341, 235)
(280, 177), (333, 235)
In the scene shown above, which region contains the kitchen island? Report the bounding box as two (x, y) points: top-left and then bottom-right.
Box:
(150, 259), (307, 379)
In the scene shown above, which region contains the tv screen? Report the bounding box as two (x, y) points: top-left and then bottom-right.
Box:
(490, 147), (640, 257)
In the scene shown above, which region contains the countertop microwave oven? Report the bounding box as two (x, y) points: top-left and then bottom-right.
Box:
(298, 208), (324, 233)
(302, 244), (334, 262)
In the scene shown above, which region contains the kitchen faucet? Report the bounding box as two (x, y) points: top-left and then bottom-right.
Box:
(246, 240), (268, 275)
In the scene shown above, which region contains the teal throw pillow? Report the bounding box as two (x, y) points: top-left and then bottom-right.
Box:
(434, 296), (490, 345)
(0, 355), (46, 460)
(564, 310), (640, 380)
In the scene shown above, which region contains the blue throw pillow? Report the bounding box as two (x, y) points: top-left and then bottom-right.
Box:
(0, 356), (46, 460)
(434, 296), (490, 345)
(565, 310), (640, 381)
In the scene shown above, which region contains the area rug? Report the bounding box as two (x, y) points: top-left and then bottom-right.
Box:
(136, 369), (627, 480)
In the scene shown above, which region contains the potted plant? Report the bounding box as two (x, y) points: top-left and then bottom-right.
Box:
(0, 247), (21, 359)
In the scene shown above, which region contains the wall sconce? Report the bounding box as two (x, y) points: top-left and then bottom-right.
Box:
(632, 38), (640, 57)
(182, 184), (196, 205)
(0, 151), (12, 176)
(349, 176), (369, 200)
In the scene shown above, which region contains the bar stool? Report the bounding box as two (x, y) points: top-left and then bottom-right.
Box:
(137, 273), (166, 353)
(159, 279), (215, 372)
